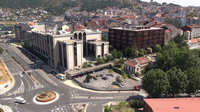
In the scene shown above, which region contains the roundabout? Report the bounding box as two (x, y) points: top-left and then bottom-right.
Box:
(33, 90), (60, 105)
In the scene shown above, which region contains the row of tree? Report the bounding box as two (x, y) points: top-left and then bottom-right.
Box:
(110, 45), (155, 59)
(143, 35), (200, 97)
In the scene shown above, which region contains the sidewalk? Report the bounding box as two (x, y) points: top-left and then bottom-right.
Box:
(63, 80), (148, 96)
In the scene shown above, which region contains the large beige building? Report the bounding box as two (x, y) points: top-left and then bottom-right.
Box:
(15, 24), (109, 71)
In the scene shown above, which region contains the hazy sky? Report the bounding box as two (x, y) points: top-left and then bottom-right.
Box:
(141, 0), (200, 6)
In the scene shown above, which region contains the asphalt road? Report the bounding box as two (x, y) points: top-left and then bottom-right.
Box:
(0, 39), (147, 112)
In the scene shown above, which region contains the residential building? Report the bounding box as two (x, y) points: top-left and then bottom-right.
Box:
(15, 24), (109, 72)
(124, 56), (155, 76)
(146, 21), (182, 44)
(144, 98), (200, 112)
(182, 24), (200, 40)
(108, 26), (165, 50)
(186, 38), (200, 49)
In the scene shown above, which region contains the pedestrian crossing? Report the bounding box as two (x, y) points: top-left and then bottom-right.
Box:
(50, 105), (73, 112)
(6, 80), (24, 96)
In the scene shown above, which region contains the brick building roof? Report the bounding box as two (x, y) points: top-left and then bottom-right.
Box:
(144, 98), (200, 112)
(125, 57), (151, 67)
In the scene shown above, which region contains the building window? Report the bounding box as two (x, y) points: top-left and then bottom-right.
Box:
(74, 42), (77, 66)
(63, 44), (67, 69)
(58, 43), (63, 67)
(101, 43), (104, 57)
(83, 32), (87, 57)
(79, 33), (82, 40)
(74, 33), (77, 40)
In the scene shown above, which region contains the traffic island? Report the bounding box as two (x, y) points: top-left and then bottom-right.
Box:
(0, 59), (15, 95)
(33, 90), (59, 105)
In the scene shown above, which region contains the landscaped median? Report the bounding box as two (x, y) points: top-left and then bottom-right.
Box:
(33, 90), (60, 105)
(0, 59), (14, 95)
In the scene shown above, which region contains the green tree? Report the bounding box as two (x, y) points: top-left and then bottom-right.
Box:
(142, 69), (170, 97)
(138, 49), (146, 56)
(155, 44), (162, 52)
(84, 75), (92, 83)
(116, 76), (122, 83)
(185, 67), (200, 95)
(123, 47), (133, 58)
(147, 47), (153, 54)
(104, 105), (111, 112)
(122, 72), (128, 79)
(167, 67), (188, 96)
(173, 35), (188, 48)
(111, 49), (122, 58)
(105, 55), (114, 62)
(96, 58), (105, 65)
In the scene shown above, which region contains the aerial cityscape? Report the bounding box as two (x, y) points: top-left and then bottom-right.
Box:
(1, 0), (200, 112)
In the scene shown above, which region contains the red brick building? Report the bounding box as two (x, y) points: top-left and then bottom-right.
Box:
(108, 26), (165, 50)
(144, 98), (200, 112)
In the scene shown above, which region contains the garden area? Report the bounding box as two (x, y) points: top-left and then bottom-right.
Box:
(104, 100), (143, 112)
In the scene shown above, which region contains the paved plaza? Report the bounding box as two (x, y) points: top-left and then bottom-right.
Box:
(75, 69), (141, 89)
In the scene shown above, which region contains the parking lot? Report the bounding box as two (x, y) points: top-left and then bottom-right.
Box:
(75, 69), (141, 90)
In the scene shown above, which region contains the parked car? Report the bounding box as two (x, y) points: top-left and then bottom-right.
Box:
(56, 74), (66, 81)
(50, 71), (57, 75)
(112, 81), (124, 87)
(134, 85), (140, 91)
(102, 76), (108, 80)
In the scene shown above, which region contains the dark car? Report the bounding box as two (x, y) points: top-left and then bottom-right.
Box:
(102, 76), (108, 80)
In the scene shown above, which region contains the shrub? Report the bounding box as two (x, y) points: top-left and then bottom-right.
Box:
(128, 100), (143, 109)
(116, 76), (122, 83)
(84, 75), (92, 83)
(104, 105), (111, 112)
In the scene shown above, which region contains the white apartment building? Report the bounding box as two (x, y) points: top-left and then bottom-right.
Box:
(15, 24), (109, 71)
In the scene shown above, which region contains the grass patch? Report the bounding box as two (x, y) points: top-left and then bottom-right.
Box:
(105, 101), (135, 112)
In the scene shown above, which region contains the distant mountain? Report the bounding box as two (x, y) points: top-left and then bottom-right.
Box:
(0, 0), (139, 15)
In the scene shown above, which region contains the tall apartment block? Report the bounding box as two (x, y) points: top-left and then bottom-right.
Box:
(108, 26), (165, 50)
(15, 24), (109, 71)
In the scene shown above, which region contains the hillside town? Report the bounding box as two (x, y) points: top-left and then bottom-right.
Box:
(1, 0), (200, 112)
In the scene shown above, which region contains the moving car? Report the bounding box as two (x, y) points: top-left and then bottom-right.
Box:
(14, 96), (26, 104)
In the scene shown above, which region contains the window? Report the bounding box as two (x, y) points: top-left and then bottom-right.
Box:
(74, 33), (77, 40)
(74, 42), (77, 66)
(101, 43), (104, 57)
(83, 32), (87, 57)
(78, 33), (82, 40)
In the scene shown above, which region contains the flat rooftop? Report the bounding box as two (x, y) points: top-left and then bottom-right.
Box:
(111, 26), (163, 31)
(144, 98), (200, 112)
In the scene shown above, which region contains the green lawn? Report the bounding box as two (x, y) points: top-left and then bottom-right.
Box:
(105, 102), (135, 112)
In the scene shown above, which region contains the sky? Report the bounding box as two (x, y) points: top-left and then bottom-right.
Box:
(141, 0), (200, 6)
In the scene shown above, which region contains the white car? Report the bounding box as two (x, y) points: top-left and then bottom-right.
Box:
(14, 96), (26, 104)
